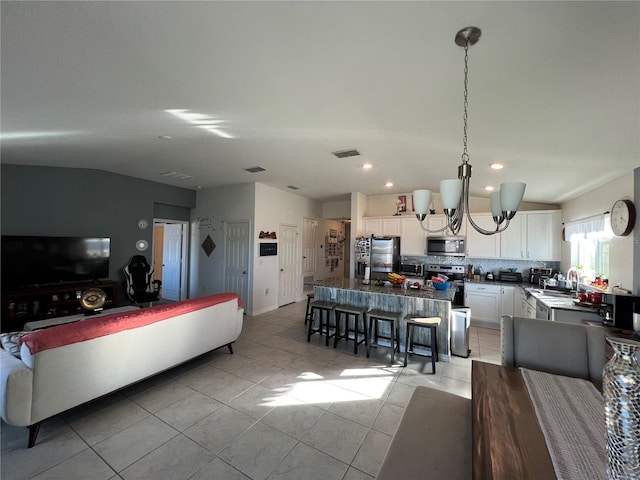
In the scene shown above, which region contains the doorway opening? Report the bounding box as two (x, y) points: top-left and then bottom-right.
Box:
(152, 219), (189, 301)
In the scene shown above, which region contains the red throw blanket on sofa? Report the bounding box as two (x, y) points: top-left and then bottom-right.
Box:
(21, 293), (243, 355)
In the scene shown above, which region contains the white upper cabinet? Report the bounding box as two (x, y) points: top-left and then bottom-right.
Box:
(465, 214), (501, 258)
(366, 210), (560, 261)
(424, 214), (467, 237)
(526, 211), (561, 261)
(400, 217), (427, 255)
(364, 217), (401, 237)
(364, 218), (383, 236)
(426, 215), (448, 237)
(500, 215), (526, 259)
(500, 210), (561, 261)
(382, 217), (402, 236)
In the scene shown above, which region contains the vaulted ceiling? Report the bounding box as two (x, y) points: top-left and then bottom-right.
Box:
(2, 1), (638, 203)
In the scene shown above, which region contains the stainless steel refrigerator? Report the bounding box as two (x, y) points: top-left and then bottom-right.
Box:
(369, 236), (401, 280)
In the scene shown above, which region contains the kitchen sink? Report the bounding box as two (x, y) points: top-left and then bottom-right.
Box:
(527, 288), (576, 298)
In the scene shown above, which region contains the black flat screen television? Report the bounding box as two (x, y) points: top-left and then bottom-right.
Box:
(1, 235), (111, 290)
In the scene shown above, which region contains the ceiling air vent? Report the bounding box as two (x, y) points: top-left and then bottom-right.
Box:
(287, 185), (299, 190)
(245, 166), (267, 173)
(159, 171), (193, 180)
(332, 149), (360, 159)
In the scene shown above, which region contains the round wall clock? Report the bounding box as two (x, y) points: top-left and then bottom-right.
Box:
(610, 199), (635, 236)
(137, 219), (149, 229)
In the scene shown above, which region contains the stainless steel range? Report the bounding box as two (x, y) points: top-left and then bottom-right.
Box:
(426, 264), (465, 306)
(426, 264), (470, 357)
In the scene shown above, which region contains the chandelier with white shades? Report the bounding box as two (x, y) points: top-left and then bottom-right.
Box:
(413, 27), (526, 236)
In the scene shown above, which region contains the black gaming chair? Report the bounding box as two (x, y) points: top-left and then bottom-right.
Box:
(123, 255), (162, 305)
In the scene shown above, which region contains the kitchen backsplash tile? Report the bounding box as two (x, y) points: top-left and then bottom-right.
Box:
(401, 255), (559, 279)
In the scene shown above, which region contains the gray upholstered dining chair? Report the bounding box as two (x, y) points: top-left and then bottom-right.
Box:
(501, 315), (607, 390)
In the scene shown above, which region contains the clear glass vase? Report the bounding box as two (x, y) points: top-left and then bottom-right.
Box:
(603, 337), (640, 479)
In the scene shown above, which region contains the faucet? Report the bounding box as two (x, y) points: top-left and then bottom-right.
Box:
(566, 267), (579, 290)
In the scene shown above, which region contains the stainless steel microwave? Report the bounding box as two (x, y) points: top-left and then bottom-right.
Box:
(426, 236), (466, 257)
(400, 262), (424, 277)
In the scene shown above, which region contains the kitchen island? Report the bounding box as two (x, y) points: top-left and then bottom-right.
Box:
(311, 278), (456, 360)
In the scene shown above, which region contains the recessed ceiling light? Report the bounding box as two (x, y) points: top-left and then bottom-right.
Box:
(484, 185), (495, 191)
(362, 163), (372, 170)
(490, 163), (504, 170)
(385, 181), (393, 188)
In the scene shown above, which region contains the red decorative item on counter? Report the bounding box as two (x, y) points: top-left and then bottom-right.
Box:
(588, 292), (603, 304)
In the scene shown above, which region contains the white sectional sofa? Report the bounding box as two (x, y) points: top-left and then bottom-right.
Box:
(0, 293), (244, 447)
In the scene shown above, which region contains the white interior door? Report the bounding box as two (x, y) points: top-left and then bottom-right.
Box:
(162, 223), (183, 301)
(224, 221), (250, 308)
(279, 224), (298, 306)
(302, 217), (317, 274)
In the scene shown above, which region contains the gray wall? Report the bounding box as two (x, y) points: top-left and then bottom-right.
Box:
(635, 167), (639, 295)
(1, 165), (196, 303)
(189, 183), (255, 310)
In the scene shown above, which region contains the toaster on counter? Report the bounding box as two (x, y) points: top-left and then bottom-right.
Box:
(500, 272), (522, 283)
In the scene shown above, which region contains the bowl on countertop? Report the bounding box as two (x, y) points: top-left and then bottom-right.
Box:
(433, 281), (451, 290)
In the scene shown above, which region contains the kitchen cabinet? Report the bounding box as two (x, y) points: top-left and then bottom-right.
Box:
(364, 218), (383, 236)
(551, 308), (602, 325)
(425, 215), (449, 237)
(465, 283), (516, 329)
(525, 294), (537, 319)
(424, 214), (467, 237)
(465, 214), (501, 258)
(364, 217), (401, 237)
(400, 217), (426, 255)
(527, 212), (561, 260)
(382, 218), (401, 236)
(500, 210), (561, 261)
(500, 215), (525, 260)
(516, 287), (533, 318)
(465, 283), (501, 329)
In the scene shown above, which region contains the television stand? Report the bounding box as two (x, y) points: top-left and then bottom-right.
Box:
(23, 305), (139, 332)
(1, 280), (118, 333)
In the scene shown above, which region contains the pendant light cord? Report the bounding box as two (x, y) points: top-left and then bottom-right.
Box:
(462, 42), (470, 164)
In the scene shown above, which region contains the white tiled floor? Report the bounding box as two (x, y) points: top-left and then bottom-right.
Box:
(1, 300), (500, 480)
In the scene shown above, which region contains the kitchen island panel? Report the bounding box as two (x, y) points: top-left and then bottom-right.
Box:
(312, 278), (454, 359)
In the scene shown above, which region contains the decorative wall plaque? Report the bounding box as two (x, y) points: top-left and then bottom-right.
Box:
(202, 235), (216, 257)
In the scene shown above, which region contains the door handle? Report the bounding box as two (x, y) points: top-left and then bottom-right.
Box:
(280, 269), (284, 272)
(243, 271), (247, 274)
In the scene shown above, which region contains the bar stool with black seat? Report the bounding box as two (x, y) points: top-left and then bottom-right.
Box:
(307, 300), (336, 346)
(304, 292), (315, 325)
(333, 304), (369, 356)
(366, 309), (402, 364)
(404, 315), (441, 373)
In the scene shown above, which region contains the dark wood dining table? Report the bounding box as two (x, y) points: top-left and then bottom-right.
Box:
(471, 360), (556, 480)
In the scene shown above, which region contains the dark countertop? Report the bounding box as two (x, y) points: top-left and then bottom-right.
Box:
(312, 277), (456, 302)
(465, 279), (600, 313)
(465, 279), (530, 288)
